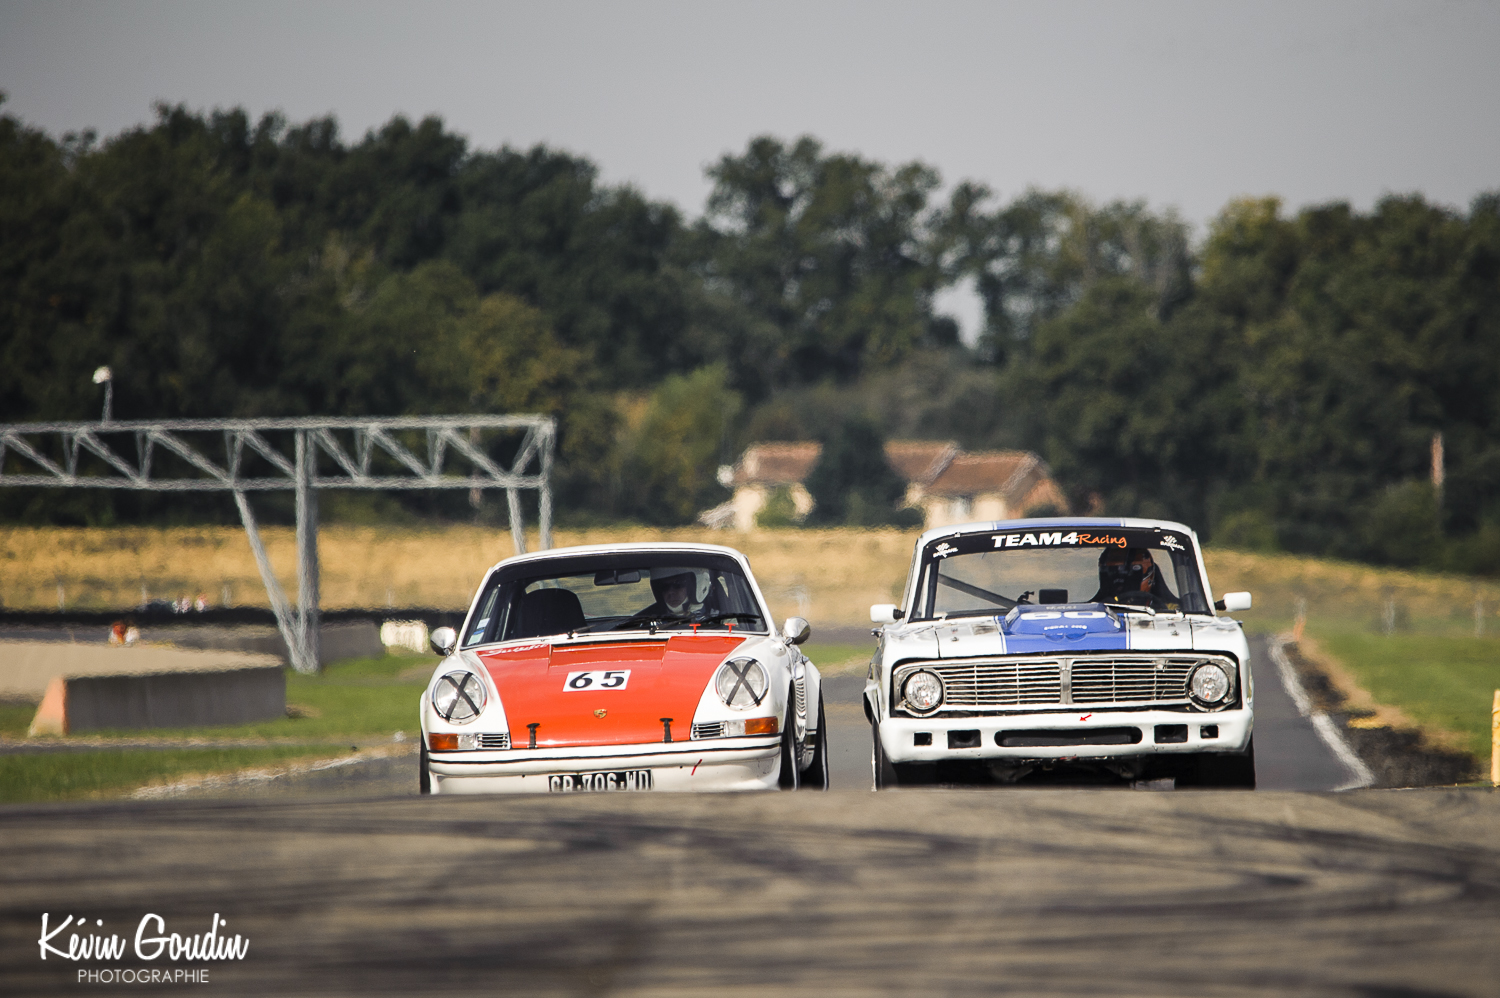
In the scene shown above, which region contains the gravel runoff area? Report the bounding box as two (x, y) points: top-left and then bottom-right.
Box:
(1277, 637), (1480, 787)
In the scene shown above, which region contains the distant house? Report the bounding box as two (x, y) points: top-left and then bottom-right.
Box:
(698, 442), (822, 531)
(699, 439), (1066, 531)
(910, 450), (1069, 529)
(882, 440), (959, 510)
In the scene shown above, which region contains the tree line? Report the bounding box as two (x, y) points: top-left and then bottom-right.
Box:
(2, 99), (1497, 573)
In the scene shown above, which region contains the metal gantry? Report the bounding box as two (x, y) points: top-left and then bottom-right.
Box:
(0, 416), (555, 672)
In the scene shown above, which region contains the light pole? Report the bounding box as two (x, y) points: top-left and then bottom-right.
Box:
(93, 366), (113, 423)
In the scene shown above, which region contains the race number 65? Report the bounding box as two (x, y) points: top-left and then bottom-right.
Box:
(564, 670), (631, 691)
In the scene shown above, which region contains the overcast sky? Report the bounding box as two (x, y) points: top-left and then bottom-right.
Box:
(3, 0), (1496, 335)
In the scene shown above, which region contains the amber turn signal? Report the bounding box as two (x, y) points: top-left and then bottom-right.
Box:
(743, 716), (778, 736)
(428, 733), (459, 751)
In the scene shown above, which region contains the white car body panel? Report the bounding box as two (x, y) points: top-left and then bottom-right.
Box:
(869, 518), (1254, 780)
(421, 542), (822, 793)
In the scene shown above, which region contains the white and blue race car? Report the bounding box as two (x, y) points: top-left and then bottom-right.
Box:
(867, 518), (1256, 788)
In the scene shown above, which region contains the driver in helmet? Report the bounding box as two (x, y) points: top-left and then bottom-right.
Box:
(1091, 546), (1179, 610)
(639, 567), (704, 619)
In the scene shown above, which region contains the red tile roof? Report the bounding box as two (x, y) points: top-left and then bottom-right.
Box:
(926, 451), (1042, 501)
(883, 440), (958, 485)
(732, 442), (823, 486)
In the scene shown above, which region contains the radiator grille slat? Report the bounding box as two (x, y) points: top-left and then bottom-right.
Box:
(901, 656), (1213, 711)
(924, 661), (1063, 707)
(478, 733), (511, 749)
(1071, 658), (1193, 704)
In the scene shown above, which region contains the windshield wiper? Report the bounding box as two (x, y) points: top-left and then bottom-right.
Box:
(693, 612), (763, 627)
(1099, 600), (1156, 617)
(611, 612), (689, 633)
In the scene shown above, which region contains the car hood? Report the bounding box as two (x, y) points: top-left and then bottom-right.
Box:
(475, 633), (749, 747)
(886, 604), (1241, 659)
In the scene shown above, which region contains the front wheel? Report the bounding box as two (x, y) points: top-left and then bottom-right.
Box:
(418, 738), (432, 795)
(871, 721), (898, 790)
(1179, 736), (1256, 789)
(777, 704), (801, 790)
(800, 694), (829, 790)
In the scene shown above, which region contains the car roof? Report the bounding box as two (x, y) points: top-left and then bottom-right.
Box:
(484, 541), (754, 576)
(915, 517), (1200, 549)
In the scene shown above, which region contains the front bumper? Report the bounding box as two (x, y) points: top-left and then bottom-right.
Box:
(427, 735), (782, 793)
(878, 708), (1252, 764)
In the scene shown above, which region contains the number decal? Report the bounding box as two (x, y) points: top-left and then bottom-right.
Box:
(563, 670), (631, 691)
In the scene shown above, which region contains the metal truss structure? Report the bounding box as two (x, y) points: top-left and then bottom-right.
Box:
(0, 416), (555, 672)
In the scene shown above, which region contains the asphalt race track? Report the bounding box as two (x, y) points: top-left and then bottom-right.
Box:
(5, 788), (1499, 996)
(4, 639), (1497, 995)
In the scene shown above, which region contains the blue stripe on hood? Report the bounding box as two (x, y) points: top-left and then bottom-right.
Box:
(1000, 605), (1130, 653)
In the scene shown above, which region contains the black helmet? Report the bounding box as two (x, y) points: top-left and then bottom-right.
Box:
(1099, 547), (1155, 595)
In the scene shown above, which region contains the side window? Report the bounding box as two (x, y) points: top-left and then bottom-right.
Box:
(464, 582), (503, 647)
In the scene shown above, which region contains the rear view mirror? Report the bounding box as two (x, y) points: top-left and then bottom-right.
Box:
(1214, 592), (1253, 612)
(593, 569), (641, 585)
(782, 617), (811, 645)
(870, 604), (905, 624)
(1039, 589), (1068, 604)
(429, 626), (457, 656)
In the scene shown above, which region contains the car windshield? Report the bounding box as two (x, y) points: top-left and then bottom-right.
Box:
(912, 527), (1211, 619)
(462, 552), (768, 647)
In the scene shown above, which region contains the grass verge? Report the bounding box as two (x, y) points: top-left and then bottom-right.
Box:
(1309, 628), (1500, 762)
(0, 654), (432, 803)
(0, 745), (351, 803)
(0, 703), (37, 739)
(800, 642), (872, 676)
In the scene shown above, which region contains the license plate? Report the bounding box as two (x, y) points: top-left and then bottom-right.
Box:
(548, 770), (653, 792)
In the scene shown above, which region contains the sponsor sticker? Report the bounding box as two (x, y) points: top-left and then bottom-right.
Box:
(991, 531), (1128, 549)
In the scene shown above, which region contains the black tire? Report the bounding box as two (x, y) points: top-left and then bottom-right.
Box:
(871, 720), (898, 790)
(777, 704), (801, 790)
(418, 738), (432, 795)
(1180, 736), (1256, 789)
(800, 694), (829, 790)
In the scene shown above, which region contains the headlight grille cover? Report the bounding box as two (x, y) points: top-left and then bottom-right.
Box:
(715, 658), (769, 709)
(432, 671), (488, 723)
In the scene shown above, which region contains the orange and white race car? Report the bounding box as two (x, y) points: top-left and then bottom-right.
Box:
(419, 543), (827, 793)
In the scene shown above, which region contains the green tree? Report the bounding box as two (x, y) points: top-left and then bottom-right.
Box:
(804, 417), (912, 526)
(697, 135), (946, 393)
(613, 366), (741, 525)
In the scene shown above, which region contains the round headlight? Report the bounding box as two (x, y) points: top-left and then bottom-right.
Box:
(432, 671), (487, 723)
(902, 670), (944, 713)
(715, 658), (769, 710)
(1189, 662), (1232, 706)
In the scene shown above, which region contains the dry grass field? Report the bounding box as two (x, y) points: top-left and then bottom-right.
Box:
(0, 525), (918, 627)
(5, 524), (1500, 634)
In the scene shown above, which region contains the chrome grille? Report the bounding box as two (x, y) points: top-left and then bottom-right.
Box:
(691, 722), (723, 739)
(793, 674), (806, 718)
(478, 732), (510, 749)
(894, 655), (1228, 712)
(1071, 658), (1194, 704)
(921, 661), (1063, 707)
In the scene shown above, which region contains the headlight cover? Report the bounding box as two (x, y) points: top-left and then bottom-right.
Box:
(1188, 662), (1233, 709)
(902, 670), (944, 714)
(432, 671), (488, 723)
(715, 658), (769, 710)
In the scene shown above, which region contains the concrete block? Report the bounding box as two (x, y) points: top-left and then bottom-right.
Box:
(28, 666), (286, 735)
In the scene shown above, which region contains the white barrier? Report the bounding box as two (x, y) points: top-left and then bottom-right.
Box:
(380, 620), (430, 654)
